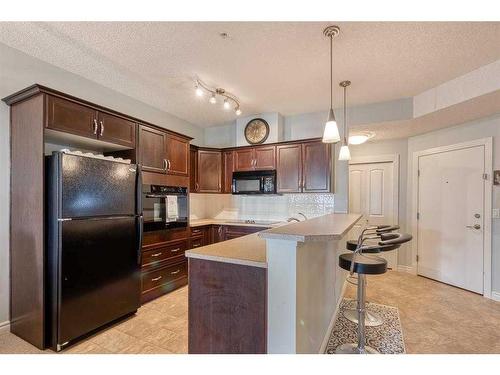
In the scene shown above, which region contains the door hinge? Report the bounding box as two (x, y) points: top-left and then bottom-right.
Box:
(416, 255), (419, 262)
(417, 169), (420, 177)
(417, 212), (420, 220)
(482, 173), (488, 180)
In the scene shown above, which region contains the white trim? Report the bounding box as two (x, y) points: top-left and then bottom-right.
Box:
(0, 320), (10, 335)
(319, 279), (347, 354)
(491, 292), (500, 302)
(349, 154), (400, 226)
(410, 137), (493, 299)
(397, 265), (415, 274)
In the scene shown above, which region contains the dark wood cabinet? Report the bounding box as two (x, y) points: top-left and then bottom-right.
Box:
(190, 147), (198, 192)
(197, 150), (222, 193)
(46, 95), (98, 139)
(211, 225), (225, 243)
(222, 150), (234, 193)
(223, 225), (267, 241)
(276, 144), (303, 193)
(97, 112), (136, 148)
(234, 148), (255, 171)
(138, 125), (167, 173)
(233, 145), (276, 172)
(166, 133), (189, 176)
(254, 145), (276, 170)
(302, 141), (332, 192)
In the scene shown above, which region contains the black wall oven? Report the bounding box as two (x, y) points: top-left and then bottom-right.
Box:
(142, 185), (188, 232)
(232, 170), (276, 195)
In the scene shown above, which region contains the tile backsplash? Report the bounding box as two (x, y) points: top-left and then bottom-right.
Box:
(190, 193), (335, 221)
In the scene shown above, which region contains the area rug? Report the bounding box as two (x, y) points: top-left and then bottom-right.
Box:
(325, 298), (405, 354)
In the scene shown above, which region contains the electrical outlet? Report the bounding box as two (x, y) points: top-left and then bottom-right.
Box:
(493, 208), (500, 219)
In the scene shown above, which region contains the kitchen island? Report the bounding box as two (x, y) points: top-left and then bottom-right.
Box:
(185, 213), (362, 354)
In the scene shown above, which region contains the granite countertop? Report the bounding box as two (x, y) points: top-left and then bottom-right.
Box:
(189, 218), (284, 228)
(185, 232), (267, 268)
(185, 213), (362, 268)
(258, 213), (362, 242)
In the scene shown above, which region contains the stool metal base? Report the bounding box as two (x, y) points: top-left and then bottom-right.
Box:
(335, 343), (379, 354)
(343, 308), (383, 327)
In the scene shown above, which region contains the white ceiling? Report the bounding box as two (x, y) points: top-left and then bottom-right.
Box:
(1, 22), (499, 128)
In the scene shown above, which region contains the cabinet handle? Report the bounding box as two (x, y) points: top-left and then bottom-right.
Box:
(170, 248), (181, 253)
(196, 182), (199, 191)
(151, 252), (163, 257)
(192, 229), (201, 234)
(93, 119), (98, 134)
(193, 244), (200, 248)
(99, 121), (104, 136)
(163, 159), (168, 171)
(151, 276), (162, 282)
(170, 269), (181, 275)
(167, 159), (171, 171)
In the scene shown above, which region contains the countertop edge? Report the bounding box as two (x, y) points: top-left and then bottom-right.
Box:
(185, 251), (267, 269)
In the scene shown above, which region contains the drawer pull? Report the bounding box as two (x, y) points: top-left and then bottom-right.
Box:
(151, 252), (163, 257)
(170, 269), (181, 275)
(151, 276), (163, 282)
(193, 244), (200, 248)
(170, 248), (181, 253)
(192, 230), (201, 234)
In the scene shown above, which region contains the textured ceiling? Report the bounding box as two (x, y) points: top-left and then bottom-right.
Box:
(1, 21), (499, 127)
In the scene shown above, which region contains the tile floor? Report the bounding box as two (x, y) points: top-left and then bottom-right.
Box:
(1, 271), (500, 354)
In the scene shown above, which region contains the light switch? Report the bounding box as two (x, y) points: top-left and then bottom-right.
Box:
(493, 209), (500, 219)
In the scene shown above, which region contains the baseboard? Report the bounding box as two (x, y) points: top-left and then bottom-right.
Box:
(491, 291), (500, 302)
(319, 279), (347, 354)
(397, 265), (415, 274)
(0, 320), (10, 335)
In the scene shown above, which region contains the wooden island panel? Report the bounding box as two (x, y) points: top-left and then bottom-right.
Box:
(188, 258), (267, 354)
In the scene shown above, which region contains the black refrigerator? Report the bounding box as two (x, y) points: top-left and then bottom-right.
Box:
(46, 151), (143, 351)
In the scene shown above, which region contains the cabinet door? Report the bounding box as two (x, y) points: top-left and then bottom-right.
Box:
(234, 148), (255, 171)
(165, 133), (189, 176)
(211, 225), (225, 243)
(254, 145), (276, 170)
(197, 150), (222, 193)
(97, 112), (136, 148)
(276, 144), (302, 193)
(138, 125), (167, 173)
(302, 141), (332, 192)
(222, 151), (234, 193)
(46, 95), (98, 139)
(190, 147), (198, 192)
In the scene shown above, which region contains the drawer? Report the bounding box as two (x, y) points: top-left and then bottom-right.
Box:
(142, 260), (188, 293)
(142, 240), (188, 268)
(190, 225), (209, 236)
(190, 236), (204, 249)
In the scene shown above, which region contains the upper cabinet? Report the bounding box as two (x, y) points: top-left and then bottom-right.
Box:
(190, 146), (198, 192)
(233, 145), (276, 172)
(276, 140), (332, 193)
(46, 95), (136, 148)
(165, 133), (189, 176)
(197, 150), (222, 193)
(97, 112), (136, 148)
(138, 125), (167, 173)
(222, 150), (234, 193)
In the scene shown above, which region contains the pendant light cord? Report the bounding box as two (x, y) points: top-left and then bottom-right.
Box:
(343, 84), (347, 141)
(330, 35), (333, 109)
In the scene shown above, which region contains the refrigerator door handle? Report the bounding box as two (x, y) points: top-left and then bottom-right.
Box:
(136, 164), (143, 216)
(137, 215), (144, 265)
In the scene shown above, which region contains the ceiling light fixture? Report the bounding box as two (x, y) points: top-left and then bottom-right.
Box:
(194, 77), (242, 116)
(349, 132), (375, 145)
(322, 25), (341, 144)
(338, 80), (351, 161)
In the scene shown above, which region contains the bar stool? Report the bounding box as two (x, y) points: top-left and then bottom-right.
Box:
(343, 225), (400, 327)
(336, 233), (412, 354)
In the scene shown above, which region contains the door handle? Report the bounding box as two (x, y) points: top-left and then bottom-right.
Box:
(163, 159), (168, 171)
(93, 119), (98, 134)
(166, 159), (171, 171)
(466, 224), (481, 230)
(99, 121), (104, 136)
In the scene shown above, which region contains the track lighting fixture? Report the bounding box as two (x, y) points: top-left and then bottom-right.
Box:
(194, 77), (242, 116)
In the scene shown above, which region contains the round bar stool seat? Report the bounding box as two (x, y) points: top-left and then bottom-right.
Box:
(339, 253), (387, 275)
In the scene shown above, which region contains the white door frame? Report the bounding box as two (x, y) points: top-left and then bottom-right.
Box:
(349, 154), (400, 225)
(410, 138), (493, 298)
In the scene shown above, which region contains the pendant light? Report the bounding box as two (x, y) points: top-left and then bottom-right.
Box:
(322, 25), (341, 143)
(338, 80), (351, 161)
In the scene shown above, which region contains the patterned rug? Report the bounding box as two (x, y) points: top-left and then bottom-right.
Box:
(325, 298), (405, 354)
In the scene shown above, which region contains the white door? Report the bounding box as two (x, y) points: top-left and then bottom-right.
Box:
(349, 161), (398, 269)
(417, 145), (485, 293)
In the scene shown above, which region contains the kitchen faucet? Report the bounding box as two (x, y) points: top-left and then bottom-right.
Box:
(287, 212), (308, 223)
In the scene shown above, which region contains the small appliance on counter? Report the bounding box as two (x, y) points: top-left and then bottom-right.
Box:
(46, 150), (142, 351)
(232, 170), (277, 195)
(142, 184), (188, 232)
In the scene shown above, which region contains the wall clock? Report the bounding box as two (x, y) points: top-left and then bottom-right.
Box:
(244, 118), (270, 145)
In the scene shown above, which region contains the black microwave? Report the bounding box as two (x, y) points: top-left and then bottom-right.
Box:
(232, 170), (276, 195)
